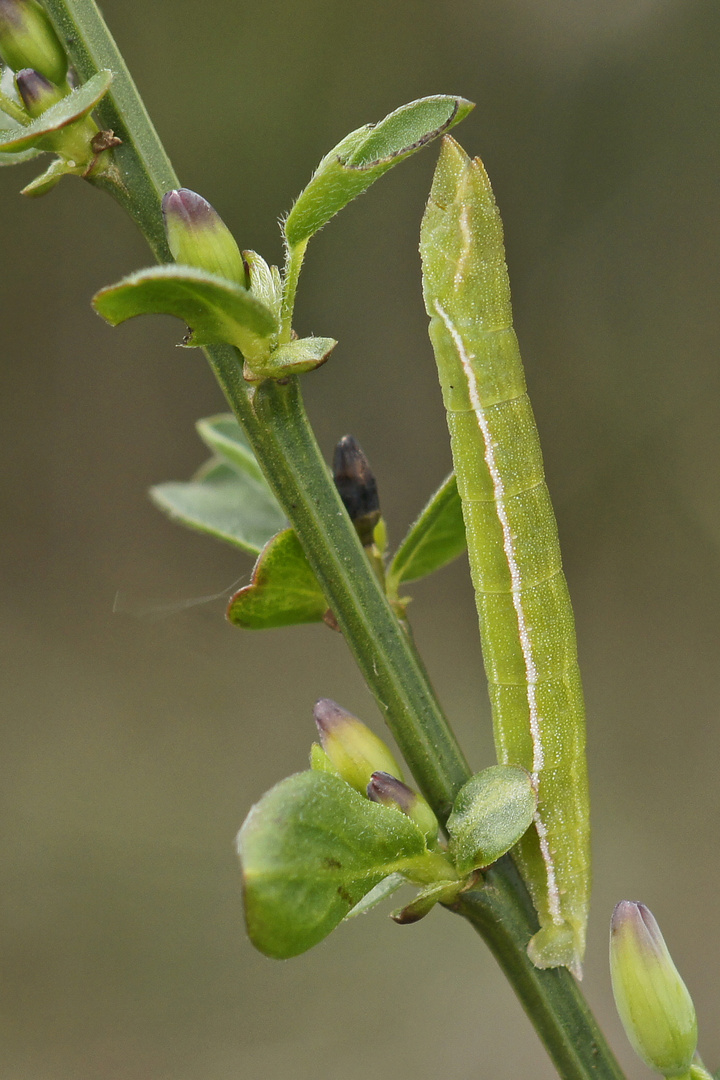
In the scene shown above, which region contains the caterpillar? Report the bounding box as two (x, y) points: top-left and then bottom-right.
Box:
(420, 136), (590, 977)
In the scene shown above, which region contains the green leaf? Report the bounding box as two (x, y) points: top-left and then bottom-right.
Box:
(284, 95), (474, 247)
(446, 765), (537, 875)
(0, 146), (43, 166)
(227, 528), (327, 628)
(20, 155), (69, 196)
(195, 414), (266, 485)
(237, 770), (430, 958)
(150, 459), (286, 555)
(244, 336), (337, 382)
(0, 70), (112, 153)
(387, 472), (466, 593)
(92, 265), (279, 362)
(391, 879), (463, 924)
(344, 872), (406, 919)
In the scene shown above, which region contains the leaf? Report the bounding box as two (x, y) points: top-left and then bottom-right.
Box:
(244, 336), (337, 382)
(92, 265), (278, 363)
(391, 879), (463, 924)
(446, 765), (537, 875)
(20, 155), (69, 196)
(195, 414), (266, 485)
(0, 70), (112, 153)
(284, 95), (474, 247)
(0, 146), (42, 166)
(344, 872), (407, 919)
(237, 770), (429, 958)
(150, 459), (286, 555)
(227, 528), (327, 629)
(387, 472), (466, 592)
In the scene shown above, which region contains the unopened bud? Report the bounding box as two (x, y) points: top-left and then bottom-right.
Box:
(313, 698), (403, 794)
(367, 771), (439, 844)
(0, 0), (67, 84)
(161, 188), (247, 288)
(15, 66), (62, 116)
(610, 901), (697, 1077)
(333, 435), (380, 547)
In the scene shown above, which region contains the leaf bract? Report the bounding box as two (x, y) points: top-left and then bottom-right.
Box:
(387, 472), (466, 591)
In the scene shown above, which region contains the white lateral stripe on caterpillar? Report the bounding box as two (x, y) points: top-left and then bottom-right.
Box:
(433, 298), (562, 924)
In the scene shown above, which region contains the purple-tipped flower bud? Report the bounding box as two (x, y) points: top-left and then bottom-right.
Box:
(367, 771), (439, 843)
(313, 698), (403, 795)
(161, 188), (247, 288)
(333, 435), (380, 547)
(0, 0), (67, 84)
(15, 66), (62, 117)
(610, 901), (697, 1077)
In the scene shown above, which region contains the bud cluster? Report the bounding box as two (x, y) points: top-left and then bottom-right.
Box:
(311, 698), (439, 845)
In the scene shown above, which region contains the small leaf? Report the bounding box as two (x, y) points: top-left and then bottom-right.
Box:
(92, 265), (278, 362)
(20, 155), (69, 196)
(344, 872), (407, 919)
(0, 70), (112, 153)
(387, 472), (466, 592)
(244, 336), (337, 382)
(237, 770), (429, 958)
(0, 145), (42, 166)
(391, 879), (463, 924)
(284, 95), (474, 247)
(195, 414), (266, 485)
(227, 528), (326, 629)
(447, 764), (537, 875)
(150, 459), (286, 555)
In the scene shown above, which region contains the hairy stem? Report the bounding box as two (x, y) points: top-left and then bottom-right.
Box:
(39, 2), (626, 1076)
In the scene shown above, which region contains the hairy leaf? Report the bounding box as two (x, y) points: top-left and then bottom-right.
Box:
(0, 70), (112, 153)
(446, 764), (536, 875)
(92, 265), (278, 362)
(284, 95), (473, 247)
(238, 770), (429, 958)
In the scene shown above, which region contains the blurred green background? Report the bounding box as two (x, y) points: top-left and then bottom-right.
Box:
(2, 0), (720, 1076)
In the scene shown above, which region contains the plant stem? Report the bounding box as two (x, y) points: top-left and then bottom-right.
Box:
(39, 3), (627, 1076)
(279, 238), (308, 343)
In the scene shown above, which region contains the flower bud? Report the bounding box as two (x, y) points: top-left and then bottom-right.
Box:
(610, 901), (697, 1077)
(313, 698), (403, 794)
(161, 188), (247, 288)
(0, 0), (67, 85)
(15, 66), (62, 116)
(367, 771), (439, 844)
(333, 435), (380, 547)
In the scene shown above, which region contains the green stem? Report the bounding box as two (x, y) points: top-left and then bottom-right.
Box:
(38, 3), (627, 1077)
(454, 859), (626, 1080)
(279, 238), (308, 342)
(0, 89), (30, 124)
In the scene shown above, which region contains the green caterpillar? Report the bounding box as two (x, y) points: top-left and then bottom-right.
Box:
(420, 136), (590, 977)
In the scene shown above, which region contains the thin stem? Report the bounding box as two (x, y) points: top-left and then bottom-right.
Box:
(279, 238), (308, 342)
(36, 4), (627, 1077)
(0, 89), (30, 124)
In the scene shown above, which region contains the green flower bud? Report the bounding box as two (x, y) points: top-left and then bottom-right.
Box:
(0, 0), (67, 85)
(610, 901), (698, 1077)
(161, 188), (247, 288)
(313, 698), (403, 794)
(15, 66), (62, 116)
(367, 771), (439, 844)
(333, 435), (381, 548)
